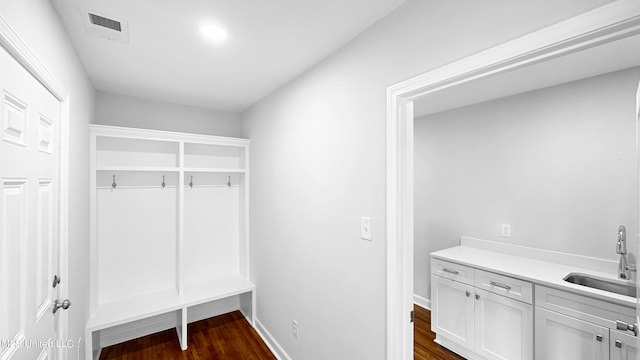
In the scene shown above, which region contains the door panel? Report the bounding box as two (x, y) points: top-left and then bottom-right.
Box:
(535, 307), (609, 360)
(611, 329), (638, 360)
(0, 180), (27, 359)
(431, 275), (474, 350)
(0, 40), (61, 360)
(36, 180), (55, 321)
(474, 288), (533, 360)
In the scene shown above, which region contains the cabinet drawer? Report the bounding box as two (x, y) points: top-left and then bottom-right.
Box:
(535, 285), (635, 332)
(475, 269), (533, 304)
(431, 259), (474, 286)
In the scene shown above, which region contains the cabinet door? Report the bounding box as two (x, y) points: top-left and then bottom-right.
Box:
(610, 329), (638, 360)
(474, 288), (532, 360)
(535, 307), (609, 360)
(431, 275), (475, 350)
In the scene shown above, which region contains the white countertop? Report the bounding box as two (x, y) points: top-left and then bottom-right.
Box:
(431, 245), (636, 308)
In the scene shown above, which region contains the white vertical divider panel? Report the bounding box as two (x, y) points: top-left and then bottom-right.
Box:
(239, 291), (255, 325)
(239, 146), (252, 324)
(87, 131), (99, 357)
(89, 132), (98, 318)
(240, 147), (249, 278)
(176, 307), (187, 350)
(178, 141), (184, 296)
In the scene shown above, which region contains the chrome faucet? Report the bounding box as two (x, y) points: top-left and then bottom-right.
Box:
(617, 225), (636, 279)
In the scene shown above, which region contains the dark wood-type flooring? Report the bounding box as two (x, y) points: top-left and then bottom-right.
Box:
(414, 304), (466, 360)
(99, 311), (276, 360)
(100, 306), (464, 359)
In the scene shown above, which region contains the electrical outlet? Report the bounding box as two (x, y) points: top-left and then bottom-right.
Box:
(292, 319), (299, 339)
(501, 224), (512, 238)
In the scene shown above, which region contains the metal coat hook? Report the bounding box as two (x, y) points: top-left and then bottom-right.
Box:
(189, 176), (193, 189)
(112, 175), (117, 189)
(227, 176), (231, 188)
(161, 175), (166, 189)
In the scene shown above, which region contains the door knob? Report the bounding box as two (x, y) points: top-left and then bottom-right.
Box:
(53, 299), (71, 314)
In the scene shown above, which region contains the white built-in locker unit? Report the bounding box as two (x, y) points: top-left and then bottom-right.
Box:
(85, 125), (253, 359)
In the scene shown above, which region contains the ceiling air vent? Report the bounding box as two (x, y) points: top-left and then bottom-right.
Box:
(89, 13), (122, 32)
(84, 10), (129, 44)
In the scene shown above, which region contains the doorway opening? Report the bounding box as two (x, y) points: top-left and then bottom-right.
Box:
(386, 3), (640, 359)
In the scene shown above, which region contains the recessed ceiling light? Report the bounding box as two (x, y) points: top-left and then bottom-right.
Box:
(200, 24), (228, 44)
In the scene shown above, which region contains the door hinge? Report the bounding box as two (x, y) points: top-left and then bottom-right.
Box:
(410, 310), (414, 323)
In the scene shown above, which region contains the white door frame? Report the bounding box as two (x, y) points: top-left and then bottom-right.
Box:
(0, 15), (71, 359)
(636, 58), (640, 353)
(386, 1), (640, 358)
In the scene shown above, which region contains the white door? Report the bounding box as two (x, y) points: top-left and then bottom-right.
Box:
(430, 275), (474, 350)
(535, 307), (609, 360)
(611, 329), (638, 360)
(0, 42), (65, 359)
(474, 288), (533, 360)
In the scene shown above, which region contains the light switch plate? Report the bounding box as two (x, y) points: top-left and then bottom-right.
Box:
(361, 217), (372, 241)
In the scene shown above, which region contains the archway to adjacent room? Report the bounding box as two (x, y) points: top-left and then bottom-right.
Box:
(386, 2), (640, 358)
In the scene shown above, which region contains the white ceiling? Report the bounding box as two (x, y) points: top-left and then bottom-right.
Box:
(414, 34), (640, 118)
(51, 0), (405, 112)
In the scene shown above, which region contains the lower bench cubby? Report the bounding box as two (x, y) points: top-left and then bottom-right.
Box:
(85, 278), (254, 360)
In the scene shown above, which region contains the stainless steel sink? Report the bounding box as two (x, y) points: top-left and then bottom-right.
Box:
(563, 273), (637, 297)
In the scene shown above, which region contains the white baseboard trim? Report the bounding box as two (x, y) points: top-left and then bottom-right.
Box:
(254, 318), (293, 360)
(413, 294), (431, 310)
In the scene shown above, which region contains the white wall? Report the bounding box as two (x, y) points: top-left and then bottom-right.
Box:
(0, 1), (95, 359)
(95, 91), (242, 137)
(240, 0), (614, 358)
(414, 67), (640, 303)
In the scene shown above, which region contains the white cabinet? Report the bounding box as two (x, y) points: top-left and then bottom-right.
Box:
(534, 285), (637, 360)
(430, 254), (638, 360)
(535, 307), (609, 360)
(86, 125), (253, 359)
(611, 329), (639, 360)
(475, 288), (533, 360)
(431, 263), (533, 360)
(431, 275), (475, 349)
